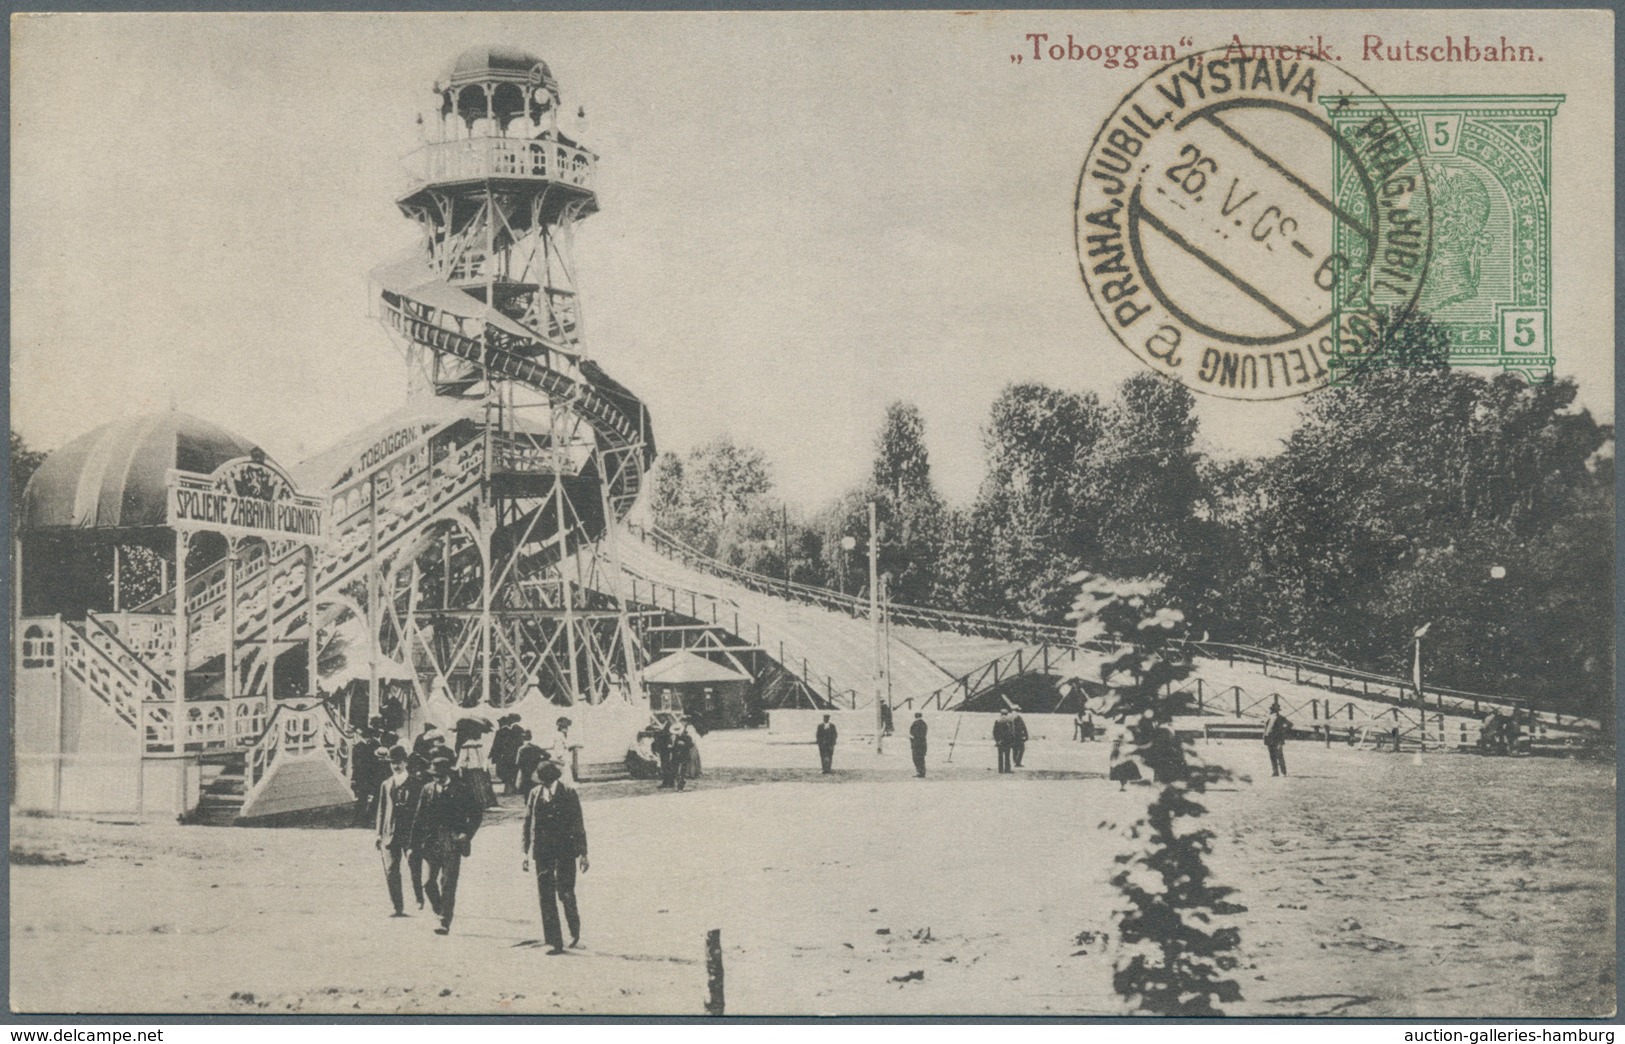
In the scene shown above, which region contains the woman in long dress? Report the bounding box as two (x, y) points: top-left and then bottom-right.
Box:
(454, 717), (499, 807)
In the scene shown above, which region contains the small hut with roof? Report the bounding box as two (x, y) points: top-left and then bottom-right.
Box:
(641, 650), (752, 730)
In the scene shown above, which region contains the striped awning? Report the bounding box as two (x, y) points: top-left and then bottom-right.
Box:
(19, 412), (262, 533)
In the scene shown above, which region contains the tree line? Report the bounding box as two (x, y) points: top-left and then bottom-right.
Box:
(646, 350), (1613, 717)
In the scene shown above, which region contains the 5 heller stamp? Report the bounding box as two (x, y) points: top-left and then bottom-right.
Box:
(1325, 95), (1563, 386)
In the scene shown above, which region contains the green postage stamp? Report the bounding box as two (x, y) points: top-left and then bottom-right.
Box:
(1325, 95), (1564, 384)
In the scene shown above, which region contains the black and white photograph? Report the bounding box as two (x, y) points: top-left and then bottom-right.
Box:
(6, 10), (1616, 1019)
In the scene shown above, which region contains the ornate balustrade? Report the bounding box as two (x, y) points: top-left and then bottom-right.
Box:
(408, 136), (595, 190)
(61, 623), (146, 730)
(182, 433), (486, 668)
(243, 700), (353, 798)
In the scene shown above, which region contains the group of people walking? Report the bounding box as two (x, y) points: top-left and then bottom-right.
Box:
(374, 743), (485, 935)
(373, 725), (589, 953)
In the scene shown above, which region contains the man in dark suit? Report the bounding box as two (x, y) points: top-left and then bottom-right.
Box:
(374, 745), (420, 917)
(815, 714), (838, 774)
(411, 750), (483, 935)
(1263, 707), (1292, 777)
(521, 760), (589, 955)
(352, 720), (385, 822)
(909, 713), (928, 778)
(1011, 710), (1029, 768)
(993, 709), (1014, 773)
(490, 714), (521, 795)
(515, 730), (545, 795)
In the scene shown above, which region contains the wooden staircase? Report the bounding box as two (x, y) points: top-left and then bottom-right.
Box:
(190, 752), (248, 826)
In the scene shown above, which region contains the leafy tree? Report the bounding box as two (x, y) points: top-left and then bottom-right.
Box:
(1079, 374), (1227, 628)
(1070, 573), (1242, 1015)
(873, 402), (934, 504)
(817, 489), (872, 596)
(688, 435), (772, 542)
(935, 505), (1001, 615)
(647, 438), (773, 558)
(972, 383), (1104, 620)
(866, 402), (946, 606)
(1240, 312), (1614, 708)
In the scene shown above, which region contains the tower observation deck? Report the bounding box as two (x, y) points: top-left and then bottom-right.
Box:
(373, 45), (656, 715)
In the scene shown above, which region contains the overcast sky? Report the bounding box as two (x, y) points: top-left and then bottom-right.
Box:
(11, 12), (1613, 509)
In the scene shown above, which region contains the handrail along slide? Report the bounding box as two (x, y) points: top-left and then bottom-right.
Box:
(629, 522), (1585, 729)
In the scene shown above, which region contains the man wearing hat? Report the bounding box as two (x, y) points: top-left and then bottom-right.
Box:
(491, 714), (522, 795)
(352, 719), (387, 822)
(521, 760), (589, 954)
(815, 714), (838, 774)
(993, 709), (1015, 774)
(375, 745), (421, 917)
(515, 730), (547, 796)
(909, 712), (929, 778)
(411, 750), (484, 935)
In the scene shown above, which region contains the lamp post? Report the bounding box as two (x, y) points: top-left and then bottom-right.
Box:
(868, 502), (884, 752)
(1412, 621), (1432, 759)
(841, 508), (887, 750)
(781, 504), (790, 596)
(1412, 621), (1432, 702)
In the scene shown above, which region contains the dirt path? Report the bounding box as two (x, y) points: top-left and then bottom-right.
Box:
(10, 735), (1614, 1016)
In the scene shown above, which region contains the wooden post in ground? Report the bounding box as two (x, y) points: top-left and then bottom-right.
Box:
(704, 929), (724, 1016)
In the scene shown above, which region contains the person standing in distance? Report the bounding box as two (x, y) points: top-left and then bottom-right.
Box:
(1011, 710), (1029, 768)
(375, 745), (419, 917)
(993, 709), (1015, 774)
(668, 717), (697, 791)
(815, 714), (838, 774)
(412, 750), (483, 935)
(521, 760), (588, 955)
(909, 713), (928, 778)
(1263, 706), (1292, 777)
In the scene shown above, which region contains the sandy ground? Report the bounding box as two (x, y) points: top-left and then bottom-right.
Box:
(9, 732), (1616, 1017)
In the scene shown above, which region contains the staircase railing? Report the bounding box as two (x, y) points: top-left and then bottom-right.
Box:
(60, 621), (147, 732)
(84, 612), (173, 700)
(142, 436), (487, 676)
(242, 699), (355, 800)
(378, 289), (651, 509)
(916, 642), (1103, 711)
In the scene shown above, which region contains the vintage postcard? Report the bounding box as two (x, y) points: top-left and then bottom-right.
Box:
(7, 10), (1615, 1018)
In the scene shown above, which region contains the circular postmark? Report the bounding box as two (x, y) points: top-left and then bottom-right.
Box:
(1074, 48), (1434, 399)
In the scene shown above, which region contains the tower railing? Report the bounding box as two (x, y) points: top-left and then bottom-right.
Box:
(407, 136), (596, 190)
